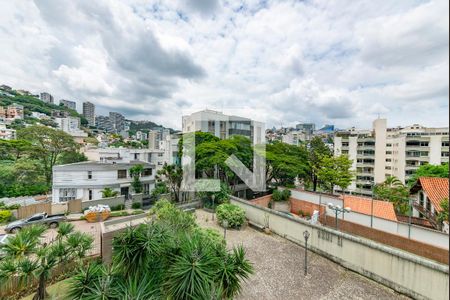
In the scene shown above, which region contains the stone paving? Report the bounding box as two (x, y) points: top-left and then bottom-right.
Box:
(196, 209), (410, 300)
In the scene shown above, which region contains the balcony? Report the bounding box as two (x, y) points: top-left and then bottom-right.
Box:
(412, 201), (438, 229)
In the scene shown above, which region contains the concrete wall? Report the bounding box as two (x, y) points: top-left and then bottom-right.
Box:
(230, 196), (449, 300)
(288, 189), (449, 249)
(81, 195), (125, 210)
(51, 202), (67, 214)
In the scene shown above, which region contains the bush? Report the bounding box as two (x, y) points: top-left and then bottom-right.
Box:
(150, 199), (196, 231)
(131, 209), (144, 215)
(0, 209), (13, 223)
(216, 203), (246, 228)
(131, 202), (142, 209)
(272, 189), (291, 202)
(110, 204), (125, 211)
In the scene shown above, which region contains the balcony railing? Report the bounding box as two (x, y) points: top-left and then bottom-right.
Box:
(412, 201), (438, 229)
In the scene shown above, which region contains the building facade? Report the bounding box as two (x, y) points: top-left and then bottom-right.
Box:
(59, 99), (76, 110)
(55, 116), (88, 138)
(182, 109), (264, 144)
(334, 119), (449, 196)
(82, 102), (95, 127)
(40, 92), (54, 104)
(109, 112), (125, 133)
(0, 103), (24, 120)
(0, 123), (16, 140)
(52, 161), (155, 203)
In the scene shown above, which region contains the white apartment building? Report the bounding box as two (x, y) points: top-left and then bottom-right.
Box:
(55, 116), (88, 139)
(334, 118), (449, 196)
(84, 134), (180, 172)
(281, 130), (307, 146)
(182, 109), (265, 145)
(0, 123), (16, 140)
(52, 161), (155, 203)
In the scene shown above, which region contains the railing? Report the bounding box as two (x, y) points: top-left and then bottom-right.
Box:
(413, 201), (438, 228)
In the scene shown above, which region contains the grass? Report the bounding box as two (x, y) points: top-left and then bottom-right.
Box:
(21, 279), (70, 300)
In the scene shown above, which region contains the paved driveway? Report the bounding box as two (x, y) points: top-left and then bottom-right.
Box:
(195, 209), (409, 300)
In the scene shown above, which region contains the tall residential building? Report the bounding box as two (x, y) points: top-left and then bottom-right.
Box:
(82, 102), (95, 127)
(334, 118), (449, 196)
(0, 123), (16, 140)
(109, 112), (125, 133)
(40, 92), (54, 104)
(0, 103), (24, 120)
(54, 116), (87, 138)
(182, 109), (264, 144)
(96, 115), (113, 132)
(296, 123), (316, 135)
(60, 99), (76, 110)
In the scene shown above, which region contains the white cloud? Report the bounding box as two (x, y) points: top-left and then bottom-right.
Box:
(0, 0), (447, 130)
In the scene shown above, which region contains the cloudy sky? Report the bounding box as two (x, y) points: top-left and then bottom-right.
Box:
(0, 0), (448, 130)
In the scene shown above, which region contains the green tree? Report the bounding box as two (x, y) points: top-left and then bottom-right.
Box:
(57, 151), (88, 165)
(407, 163), (449, 186)
(156, 163), (183, 202)
(265, 142), (309, 187)
(0, 224), (93, 300)
(17, 126), (78, 185)
(437, 198), (449, 225)
(374, 176), (410, 214)
(316, 155), (353, 193)
(307, 137), (332, 191)
(130, 164), (144, 193)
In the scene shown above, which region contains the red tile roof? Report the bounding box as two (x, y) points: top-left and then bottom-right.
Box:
(342, 195), (398, 221)
(417, 177), (449, 212)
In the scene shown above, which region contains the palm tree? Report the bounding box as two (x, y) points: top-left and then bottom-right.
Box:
(0, 224), (93, 299)
(101, 187), (119, 198)
(374, 176), (409, 214)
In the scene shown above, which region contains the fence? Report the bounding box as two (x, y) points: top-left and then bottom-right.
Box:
(230, 195), (449, 300)
(17, 202), (52, 219)
(68, 199), (82, 213)
(81, 195), (125, 210)
(286, 189), (449, 249)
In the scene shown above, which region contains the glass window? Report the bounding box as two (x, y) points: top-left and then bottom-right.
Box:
(88, 171), (92, 179)
(59, 188), (76, 202)
(118, 169), (127, 179)
(143, 168), (152, 176)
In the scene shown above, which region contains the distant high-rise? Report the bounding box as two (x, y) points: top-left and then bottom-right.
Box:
(60, 99), (76, 110)
(109, 112), (125, 132)
(295, 123), (315, 135)
(96, 115), (113, 132)
(82, 102), (95, 127)
(40, 92), (54, 104)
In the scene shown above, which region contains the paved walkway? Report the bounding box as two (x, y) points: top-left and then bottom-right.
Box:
(196, 209), (409, 300)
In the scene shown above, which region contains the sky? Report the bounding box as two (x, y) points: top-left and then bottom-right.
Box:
(0, 0), (448, 130)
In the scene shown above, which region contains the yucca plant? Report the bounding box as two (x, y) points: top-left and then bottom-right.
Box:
(0, 223), (93, 300)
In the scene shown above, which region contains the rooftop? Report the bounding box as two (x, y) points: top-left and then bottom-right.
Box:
(411, 177), (449, 212)
(342, 195), (398, 221)
(53, 160), (154, 171)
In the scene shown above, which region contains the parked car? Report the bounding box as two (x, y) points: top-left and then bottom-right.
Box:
(4, 212), (67, 233)
(0, 234), (13, 259)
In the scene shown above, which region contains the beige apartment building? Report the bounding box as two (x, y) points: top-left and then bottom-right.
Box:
(334, 119), (449, 196)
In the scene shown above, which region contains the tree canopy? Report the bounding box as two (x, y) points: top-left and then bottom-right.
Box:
(407, 163), (449, 186)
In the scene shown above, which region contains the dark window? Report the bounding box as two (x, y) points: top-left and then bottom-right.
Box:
(88, 171), (92, 179)
(142, 168), (152, 176)
(118, 169), (127, 179)
(89, 189), (93, 200)
(28, 215), (44, 222)
(442, 141), (449, 147)
(134, 153), (139, 160)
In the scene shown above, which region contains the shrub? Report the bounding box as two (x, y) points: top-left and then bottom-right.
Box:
(272, 189), (291, 202)
(150, 199), (196, 230)
(110, 204), (125, 211)
(131, 202), (142, 209)
(131, 209), (144, 215)
(0, 209), (13, 223)
(110, 211), (130, 217)
(216, 203), (246, 228)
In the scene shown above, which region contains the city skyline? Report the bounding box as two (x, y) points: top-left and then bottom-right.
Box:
(0, 0), (448, 130)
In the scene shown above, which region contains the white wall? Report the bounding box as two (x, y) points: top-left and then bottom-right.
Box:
(231, 196), (449, 300)
(288, 189), (449, 249)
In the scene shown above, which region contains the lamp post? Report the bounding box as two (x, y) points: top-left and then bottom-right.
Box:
(303, 230), (310, 276)
(327, 203), (351, 230)
(211, 194), (215, 221)
(223, 220), (228, 240)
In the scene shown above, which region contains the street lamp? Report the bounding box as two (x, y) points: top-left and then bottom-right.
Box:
(223, 220), (229, 239)
(327, 203), (351, 230)
(211, 194), (215, 221)
(303, 230), (310, 276)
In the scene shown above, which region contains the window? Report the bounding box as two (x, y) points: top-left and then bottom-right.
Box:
(118, 169), (127, 179)
(89, 189), (93, 200)
(158, 153), (163, 157)
(442, 141), (449, 147)
(142, 168), (152, 176)
(88, 171), (92, 179)
(385, 158), (391, 162)
(386, 143), (392, 147)
(442, 152), (449, 157)
(28, 215), (44, 222)
(420, 141), (429, 147)
(134, 153), (139, 160)
(385, 166), (391, 170)
(342, 142), (349, 147)
(59, 188), (76, 202)
(386, 151), (392, 155)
